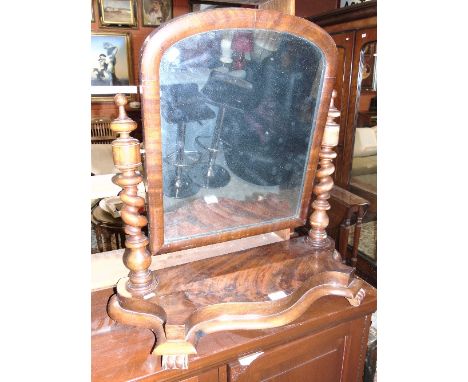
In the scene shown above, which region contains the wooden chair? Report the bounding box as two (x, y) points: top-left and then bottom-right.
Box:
(328, 185), (376, 286)
(328, 185), (369, 266)
(91, 118), (116, 144)
(91, 203), (126, 253)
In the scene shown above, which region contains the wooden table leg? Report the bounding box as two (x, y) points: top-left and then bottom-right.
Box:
(339, 207), (356, 264)
(116, 232), (126, 250)
(94, 223), (104, 253)
(103, 229), (112, 252)
(351, 205), (367, 268)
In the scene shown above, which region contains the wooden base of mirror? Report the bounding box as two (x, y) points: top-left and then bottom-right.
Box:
(108, 236), (365, 370)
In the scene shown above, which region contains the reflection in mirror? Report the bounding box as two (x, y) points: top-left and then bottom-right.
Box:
(159, 29), (325, 243)
(350, 40), (377, 259)
(360, 41), (377, 91)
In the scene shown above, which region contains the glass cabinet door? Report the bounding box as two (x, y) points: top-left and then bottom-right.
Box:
(349, 28), (377, 261)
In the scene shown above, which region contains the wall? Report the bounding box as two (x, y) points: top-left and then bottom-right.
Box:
(91, 0), (190, 119)
(91, 0), (338, 119)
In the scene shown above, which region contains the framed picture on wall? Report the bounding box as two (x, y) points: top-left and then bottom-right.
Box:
(98, 0), (137, 27)
(142, 0), (172, 27)
(339, 0), (372, 8)
(91, 33), (134, 101)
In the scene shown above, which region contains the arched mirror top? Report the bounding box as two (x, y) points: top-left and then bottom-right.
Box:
(139, 9), (338, 254)
(140, 9), (337, 82)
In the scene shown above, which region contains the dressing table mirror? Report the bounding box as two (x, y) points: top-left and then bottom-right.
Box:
(106, 8), (369, 371)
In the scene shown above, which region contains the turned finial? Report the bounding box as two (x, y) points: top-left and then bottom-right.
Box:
(114, 93), (130, 121)
(111, 94), (157, 296)
(308, 90), (340, 247)
(111, 94), (137, 138)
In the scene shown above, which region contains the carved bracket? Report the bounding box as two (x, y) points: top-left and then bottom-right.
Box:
(108, 269), (366, 370)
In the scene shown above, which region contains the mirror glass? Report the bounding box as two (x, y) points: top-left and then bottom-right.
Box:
(350, 40), (377, 259)
(159, 29), (325, 243)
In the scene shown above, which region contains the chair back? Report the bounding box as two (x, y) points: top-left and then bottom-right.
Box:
(91, 118), (116, 144)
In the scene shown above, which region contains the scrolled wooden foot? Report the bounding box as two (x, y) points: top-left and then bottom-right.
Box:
(346, 288), (366, 307)
(155, 341), (197, 370)
(161, 354), (189, 370)
(153, 324), (197, 370)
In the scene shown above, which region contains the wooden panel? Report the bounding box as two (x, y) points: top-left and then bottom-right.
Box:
(328, 31), (354, 186)
(295, 0), (337, 19)
(228, 324), (348, 381)
(258, 0), (295, 16)
(309, 2), (377, 188)
(308, 1), (376, 28)
(181, 367), (219, 382)
(340, 26), (376, 187)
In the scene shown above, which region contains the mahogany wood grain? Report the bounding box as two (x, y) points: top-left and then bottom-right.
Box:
(107, 234), (368, 369)
(92, 276), (376, 381)
(139, 8), (338, 254)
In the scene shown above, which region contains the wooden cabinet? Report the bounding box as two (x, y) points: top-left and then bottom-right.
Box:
(180, 368), (222, 382)
(327, 31), (355, 187)
(227, 319), (369, 382)
(308, 1), (377, 190)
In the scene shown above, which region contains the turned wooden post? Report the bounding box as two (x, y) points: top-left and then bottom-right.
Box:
(309, 90), (340, 247)
(110, 94), (158, 296)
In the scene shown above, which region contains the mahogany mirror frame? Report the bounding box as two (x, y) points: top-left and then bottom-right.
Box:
(139, 8), (338, 255)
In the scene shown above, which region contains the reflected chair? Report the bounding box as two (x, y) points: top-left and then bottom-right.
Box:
(91, 118), (116, 144)
(190, 71), (254, 188)
(161, 83), (216, 198)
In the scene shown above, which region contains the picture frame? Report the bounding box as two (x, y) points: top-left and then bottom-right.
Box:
(360, 41), (377, 91)
(98, 0), (137, 27)
(91, 32), (134, 102)
(142, 0), (173, 27)
(92, 0), (95, 22)
(339, 0), (372, 8)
